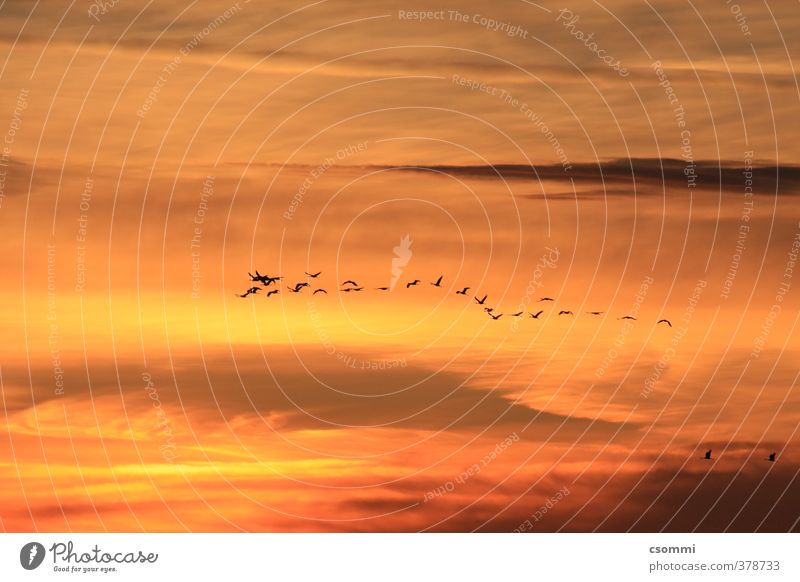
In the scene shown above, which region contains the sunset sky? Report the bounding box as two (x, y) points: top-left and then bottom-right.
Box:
(1, 0), (799, 532)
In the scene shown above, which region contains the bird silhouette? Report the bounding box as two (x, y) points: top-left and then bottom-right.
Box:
(658, 319), (672, 327)
(305, 271), (322, 278)
(619, 315), (637, 321)
(342, 287), (363, 293)
(539, 297), (555, 302)
(489, 313), (503, 320)
(704, 449), (712, 460)
(456, 287), (470, 295)
(341, 280), (358, 286)
(483, 307), (494, 313)
(249, 271), (281, 286)
(530, 310), (543, 319)
(238, 287), (260, 298)
(431, 276), (443, 287)
(312, 289), (327, 295)
(558, 310), (573, 315)
(510, 311), (523, 317)
(295, 282), (310, 288)
(474, 295), (488, 305)
(375, 286), (390, 291)
(768, 452), (776, 462)
(266, 290), (279, 297)
(287, 285), (303, 293)
(407, 279), (421, 288)
(587, 311), (603, 316)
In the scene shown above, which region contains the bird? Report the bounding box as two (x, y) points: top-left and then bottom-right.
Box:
(587, 311), (603, 316)
(558, 310), (573, 315)
(530, 310), (543, 319)
(341, 280), (359, 286)
(768, 452), (776, 462)
(456, 287), (470, 295)
(406, 279), (421, 288)
(287, 285), (303, 293)
(474, 295), (488, 305)
(375, 286), (390, 291)
(342, 287), (363, 292)
(658, 319), (672, 327)
(312, 289), (327, 295)
(704, 449), (712, 460)
(489, 313), (503, 320)
(295, 282), (310, 288)
(266, 290), (279, 297)
(305, 271), (322, 278)
(539, 297), (554, 302)
(510, 311), (523, 317)
(483, 307), (494, 313)
(249, 271), (281, 286)
(619, 315), (637, 321)
(238, 287), (260, 298)
(431, 276), (443, 287)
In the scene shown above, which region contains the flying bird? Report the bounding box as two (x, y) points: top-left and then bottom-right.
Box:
(587, 311), (603, 316)
(489, 313), (503, 320)
(305, 271), (322, 278)
(456, 287), (470, 295)
(658, 319), (672, 327)
(238, 287), (260, 298)
(375, 287), (390, 291)
(312, 289), (327, 295)
(266, 290), (279, 297)
(341, 280), (359, 286)
(406, 279), (421, 288)
(342, 287), (363, 292)
(619, 315), (637, 321)
(474, 295), (488, 305)
(530, 310), (543, 319)
(704, 449), (712, 460)
(558, 310), (573, 315)
(510, 312), (523, 317)
(287, 285), (303, 293)
(483, 307), (494, 313)
(539, 297), (554, 302)
(249, 271), (281, 286)
(431, 276), (443, 287)
(768, 452), (776, 462)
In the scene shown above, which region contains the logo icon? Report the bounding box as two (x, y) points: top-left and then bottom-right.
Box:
(20, 542), (46, 570)
(390, 234), (413, 291)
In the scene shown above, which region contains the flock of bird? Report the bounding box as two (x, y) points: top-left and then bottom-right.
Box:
(237, 270), (675, 326)
(238, 270), (783, 464)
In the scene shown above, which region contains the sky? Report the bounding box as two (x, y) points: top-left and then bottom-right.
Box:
(0, 0), (799, 532)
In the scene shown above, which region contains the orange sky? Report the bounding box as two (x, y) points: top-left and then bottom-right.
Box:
(0, 0), (799, 532)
